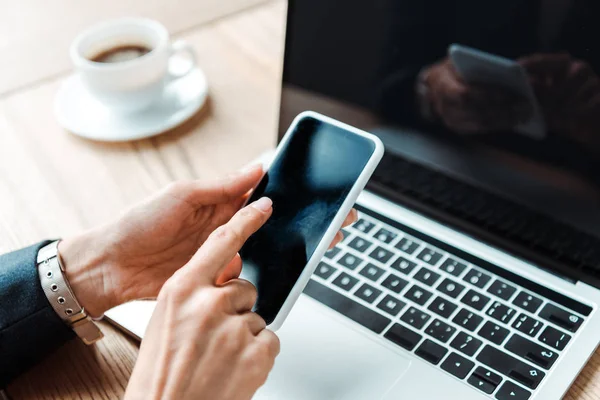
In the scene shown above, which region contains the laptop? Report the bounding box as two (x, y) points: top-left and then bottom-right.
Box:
(106, 0), (600, 398)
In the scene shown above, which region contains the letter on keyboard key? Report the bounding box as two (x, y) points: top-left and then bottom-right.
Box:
(414, 267), (441, 287)
(505, 334), (558, 369)
(358, 263), (385, 281)
(338, 253), (364, 270)
(404, 285), (433, 306)
(332, 272), (359, 292)
(374, 228), (397, 244)
(381, 273), (408, 293)
(463, 269), (491, 288)
(348, 236), (373, 253)
(427, 296), (458, 318)
(417, 247), (443, 265)
(390, 256), (417, 275)
(495, 381), (531, 400)
(314, 262), (337, 280)
(384, 323), (422, 351)
(353, 219), (375, 234)
(354, 283), (382, 304)
(440, 258), (467, 276)
(377, 294), (406, 316)
(460, 289), (490, 311)
(436, 278), (465, 298)
(538, 303), (584, 333)
(369, 246), (394, 264)
(395, 237), (420, 254)
(416, 339), (448, 365)
(303, 280), (391, 334)
(476, 346), (545, 389)
(441, 352), (475, 379)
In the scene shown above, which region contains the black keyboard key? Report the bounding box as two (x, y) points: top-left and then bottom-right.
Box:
(463, 269), (492, 288)
(404, 285), (433, 306)
(381, 273), (408, 293)
(348, 236), (372, 253)
(390, 256), (417, 275)
(358, 263), (385, 281)
(341, 229), (352, 242)
(354, 283), (382, 304)
(417, 247), (443, 265)
(461, 289), (490, 311)
(354, 219), (375, 234)
(314, 262), (337, 280)
(476, 346), (545, 389)
(473, 366), (502, 386)
(425, 319), (456, 343)
(401, 306), (431, 329)
(377, 295), (406, 316)
(436, 278), (465, 298)
(332, 272), (359, 292)
(304, 280), (390, 333)
(440, 257), (468, 277)
(395, 237), (420, 255)
(369, 246), (394, 264)
(505, 334), (558, 369)
(452, 309), (484, 331)
(338, 253), (363, 270)
(495, 381), (531, 400)
(512, 313), (544, 337)
(450, 331), (482, 356)
(488, 280), (517, 301)
(416, 339), (448, 365)
(414, 267), (441, 287)
(538, 303), (584, 333)
(374, 228), (397, 244)
(385, 323), (422, 351)
(486, 301), (517, 325)
(324, 247), (341, 260)
(468, 374), (497, 394)
(428, 296), (458, 319)
(512, 292), (542, 314)
(479, 321), (509, 345)
(441, 352), (475, 379)
(539, 326), (571, 351)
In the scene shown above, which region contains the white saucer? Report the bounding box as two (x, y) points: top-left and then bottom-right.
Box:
(55, 63), (208, 142)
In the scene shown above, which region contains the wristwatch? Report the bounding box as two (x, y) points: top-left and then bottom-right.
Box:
(37, 240), (104, 345)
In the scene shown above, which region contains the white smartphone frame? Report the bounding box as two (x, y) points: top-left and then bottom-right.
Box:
(243, 110), (384, 331)
(448, 43), (546, 139)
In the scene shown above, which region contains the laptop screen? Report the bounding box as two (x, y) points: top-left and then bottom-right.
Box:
(278, 0), (600, 278)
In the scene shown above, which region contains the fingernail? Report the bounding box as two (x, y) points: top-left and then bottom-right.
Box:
(250, 197), (272, 212)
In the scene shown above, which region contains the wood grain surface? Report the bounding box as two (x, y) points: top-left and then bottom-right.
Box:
(2, 0), (600, 398)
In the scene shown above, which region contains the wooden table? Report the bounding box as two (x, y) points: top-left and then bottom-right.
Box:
(1, 0), (600, 398)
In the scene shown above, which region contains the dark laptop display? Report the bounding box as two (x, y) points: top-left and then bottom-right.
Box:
(278, 0), (600, 287)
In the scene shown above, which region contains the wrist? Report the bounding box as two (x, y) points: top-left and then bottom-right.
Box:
(59, 227), (118, 317)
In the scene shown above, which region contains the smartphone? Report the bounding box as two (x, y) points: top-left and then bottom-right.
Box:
(448, 44), (546, 139)
(239, 111), (384, 331)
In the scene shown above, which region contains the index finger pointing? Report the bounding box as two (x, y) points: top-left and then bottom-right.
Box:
(190, 197), (273, 281)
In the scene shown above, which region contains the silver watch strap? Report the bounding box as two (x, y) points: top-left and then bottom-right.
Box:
(37, 241), (103, 345)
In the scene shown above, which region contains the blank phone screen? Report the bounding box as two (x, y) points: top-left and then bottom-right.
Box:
(239, 116), (376, 324)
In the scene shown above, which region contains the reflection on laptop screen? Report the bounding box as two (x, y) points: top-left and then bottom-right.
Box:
(279, 0), (600, 280)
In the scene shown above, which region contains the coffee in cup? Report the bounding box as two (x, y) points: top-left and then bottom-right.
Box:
(70, 18), (196, 113)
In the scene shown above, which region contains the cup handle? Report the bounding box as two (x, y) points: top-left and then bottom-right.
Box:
(166, 40), (197, 83)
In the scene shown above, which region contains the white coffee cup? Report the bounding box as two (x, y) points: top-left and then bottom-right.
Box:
(70, 17), (196, 113)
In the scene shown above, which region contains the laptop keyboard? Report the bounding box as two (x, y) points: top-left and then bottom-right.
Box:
(303, 207), (592, 399)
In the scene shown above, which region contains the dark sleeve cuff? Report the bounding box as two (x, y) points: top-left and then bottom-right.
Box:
(0, 241), (75, 387)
